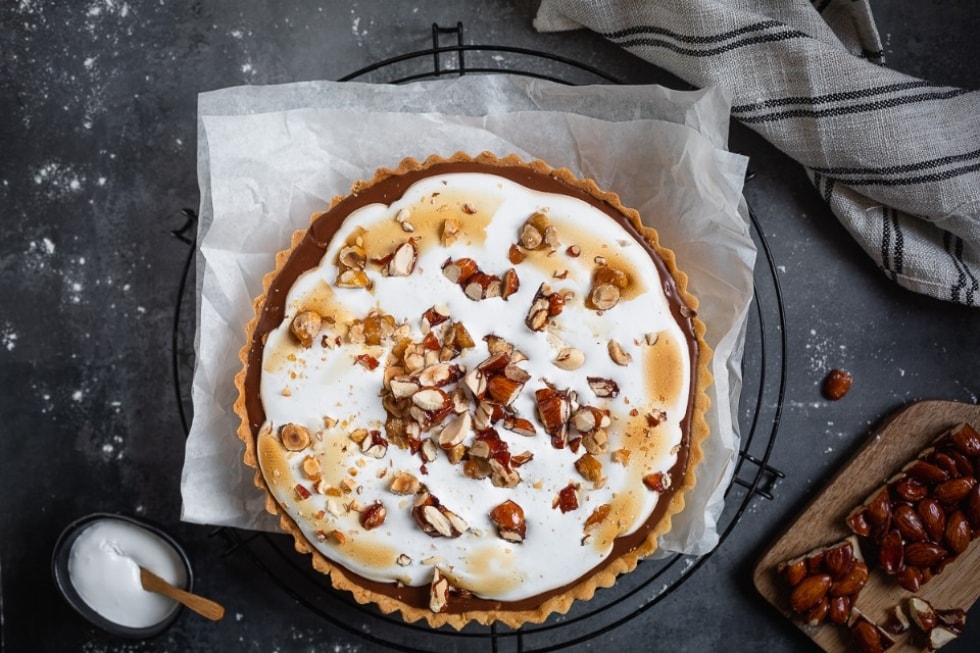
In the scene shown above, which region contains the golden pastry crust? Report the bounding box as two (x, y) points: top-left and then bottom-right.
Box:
(233, 151), (712, 629)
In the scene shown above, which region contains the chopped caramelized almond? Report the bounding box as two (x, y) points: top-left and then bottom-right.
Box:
(574, 453), (604, 486)
(441, 216), (461, 246)
(554, 483), (579, 513)
(360, 502), (387, 530)
(611, 448), (631, 465)
(489, 500), (526, 542)
(583, 503), (612, 533)
(389, 471), (420, 495)
(643, 471), (671, 493)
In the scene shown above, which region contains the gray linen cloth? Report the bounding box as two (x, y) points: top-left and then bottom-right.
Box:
(536, 0), (980, 306)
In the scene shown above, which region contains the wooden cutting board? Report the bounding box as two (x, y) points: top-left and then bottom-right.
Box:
(753, 400), (980, 652)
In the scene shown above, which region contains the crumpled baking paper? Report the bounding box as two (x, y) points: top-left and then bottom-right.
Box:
(181, 75), (755, 557)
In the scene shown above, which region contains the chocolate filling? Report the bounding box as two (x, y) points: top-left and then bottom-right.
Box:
(242, 161), (699, 614)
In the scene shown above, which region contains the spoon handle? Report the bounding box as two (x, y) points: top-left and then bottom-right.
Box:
(139, 566), (225, 622)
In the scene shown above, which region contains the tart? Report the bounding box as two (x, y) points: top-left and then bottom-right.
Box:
(233, 152), (712, 628)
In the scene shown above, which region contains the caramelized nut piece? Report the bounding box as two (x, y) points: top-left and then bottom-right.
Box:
(360, 431), (389, 459)
(849, 611), (895, 653)
(642, 471), (671, 493)
(338, 244), (367, 270)
(441, 216), (461, 246)
(501, 268), (520, 300)
(280, 423), (312, 451)
(486, 374), (524, 406)
(583, 503), (611, 534)
(790, 574), (831, 613)
(438, 413), (472, 448)
(429, 568), (450, 613)
(554, 347), (585, 370)
(385, 240), (418, 277)
(290, 311), (322, 347)
(389, 471), (420, 495)
(881, 604), (910, 635)
(336, 269), (372, 289)
(574, 453), (604, 486)
(535, 387), (572, 446)
(593, 264), (629, 289)
(412, 387), (449, 411)
(823, 368), (852, 400)
(519, 223), (543, 249)
(590, 283), (620, 310)
(489, 500), (526, 543)
(908, 597), (939, 632)
(412, 492), (468, 538)
(607, 339), (632, 366)
(441, 257), (479, 284)
(503, 417), (537, 437)
(360, 502), (387, 530)
(301, 456), (322, 480)
(587, 376), (620, 398)
(927, 625), (960, 651)
(554, 483), (579, 512)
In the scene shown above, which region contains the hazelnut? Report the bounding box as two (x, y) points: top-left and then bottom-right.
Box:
(290, 311), (322, 347)
(590, 283), (620, 310)
(519, 223), (543, 249)
(280, 423), (312, 451)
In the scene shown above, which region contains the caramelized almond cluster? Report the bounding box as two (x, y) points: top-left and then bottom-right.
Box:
(776, 537), (868, 628)
(774, 423), (979, 650)
(846, 423), (980, 592)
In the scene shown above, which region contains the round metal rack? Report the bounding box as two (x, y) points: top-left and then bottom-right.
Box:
(171, 22), (787, 652)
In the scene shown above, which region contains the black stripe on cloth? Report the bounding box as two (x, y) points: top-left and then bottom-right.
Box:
(944, 232), (978, 305)
(881, 206), (894, 280)
(811, 147), (980, 176)
(830, 160), (980, 187)
(892, 208), (904, 277)
(737, 88), (974, 123)
(731, 81), (936, 112)
(815, 0), (833, 13)
(819, 172), (836, 204)
(612, 29), (808, 57)
(601, 19), (783, 44)
(862, 48), (884, 60)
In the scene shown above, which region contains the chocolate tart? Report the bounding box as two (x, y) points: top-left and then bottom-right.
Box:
(233, 152), (712, 628)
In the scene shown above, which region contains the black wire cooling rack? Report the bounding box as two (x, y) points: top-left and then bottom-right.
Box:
(171, 22), (787, 652)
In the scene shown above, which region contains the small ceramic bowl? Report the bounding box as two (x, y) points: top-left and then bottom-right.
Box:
(52, 512), (194, 638)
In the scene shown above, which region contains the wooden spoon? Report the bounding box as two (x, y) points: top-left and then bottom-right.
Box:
(139, 566), (225, 621)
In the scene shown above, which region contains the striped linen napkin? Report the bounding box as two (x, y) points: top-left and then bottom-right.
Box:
(536, 0), (980, 306)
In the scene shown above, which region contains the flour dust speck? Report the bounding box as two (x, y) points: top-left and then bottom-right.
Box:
(32, 162), (85, 198)
(1, 324), (18, 351)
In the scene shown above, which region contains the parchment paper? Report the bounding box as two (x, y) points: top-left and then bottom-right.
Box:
(181, 75), (755, 557)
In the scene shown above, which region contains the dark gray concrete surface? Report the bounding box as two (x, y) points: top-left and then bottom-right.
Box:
(2, 1), (979, 651)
